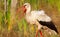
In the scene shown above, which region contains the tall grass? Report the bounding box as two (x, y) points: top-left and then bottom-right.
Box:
(0, 0), (60, 37)
(7, 0), (11, 31)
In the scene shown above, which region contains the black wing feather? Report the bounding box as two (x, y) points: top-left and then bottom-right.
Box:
(38, 21), (58, 33)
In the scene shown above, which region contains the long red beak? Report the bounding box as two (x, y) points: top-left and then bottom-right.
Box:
(16, 6), (26, 20)
(16, 5), (26, 14)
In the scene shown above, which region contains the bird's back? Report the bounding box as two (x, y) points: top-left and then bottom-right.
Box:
(31, 10), (45, 16)
(31, 10), (51, 22)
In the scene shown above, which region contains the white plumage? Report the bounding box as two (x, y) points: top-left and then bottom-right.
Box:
(25, 10), (51, 25)
(17, 3), (58, 37)
(23, 3), (52, 37)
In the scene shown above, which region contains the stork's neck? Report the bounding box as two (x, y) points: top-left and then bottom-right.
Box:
(26, 6), (31, 15)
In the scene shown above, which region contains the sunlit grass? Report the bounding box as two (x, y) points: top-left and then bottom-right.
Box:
(0, 0), (60, 37)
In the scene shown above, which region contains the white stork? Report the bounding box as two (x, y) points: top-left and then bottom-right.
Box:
(17, 3), (58, 37)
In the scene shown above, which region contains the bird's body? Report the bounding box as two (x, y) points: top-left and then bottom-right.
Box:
(25, 10), (51, 24)
(25, 10), (45, 24)
(17, 3), (58, 37)
(25, 10), (58, 33)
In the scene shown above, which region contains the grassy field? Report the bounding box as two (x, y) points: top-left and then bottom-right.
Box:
(0, 0), (60, 37)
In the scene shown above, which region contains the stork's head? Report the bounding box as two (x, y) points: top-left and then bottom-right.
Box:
(23, 3), (31, 13)
(17, 3), (31, 14)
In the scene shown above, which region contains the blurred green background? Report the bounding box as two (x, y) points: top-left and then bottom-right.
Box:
(0, 0), (60, 37)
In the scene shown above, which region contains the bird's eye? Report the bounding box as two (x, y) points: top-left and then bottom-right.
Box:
(24, 5), (27, 6)
(23, 5), (27, 8)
